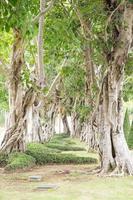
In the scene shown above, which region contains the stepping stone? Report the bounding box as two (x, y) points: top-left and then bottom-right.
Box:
(35, 184), (59, 191)
(28, 175), (42, 182)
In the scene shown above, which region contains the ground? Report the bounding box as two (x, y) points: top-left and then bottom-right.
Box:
(0, 132), (133, 200)
(0, 164), (133, 200)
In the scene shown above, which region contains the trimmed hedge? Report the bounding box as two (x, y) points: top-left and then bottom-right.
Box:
(1, 134), (97, 171)
(45, 143), (85, 151)
(5, 153), (36, 171)
(27, 143), (61, 153)
(26, 143), (97, 165)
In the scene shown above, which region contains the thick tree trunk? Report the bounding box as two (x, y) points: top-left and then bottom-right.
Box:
(97, 3), (133, 174)
(1, 29), (25, 152)
(42, 102), (57, 141)
(84, 45), (95, 107)
(38, 0), (46, 87)
(1, 29), (35, 152)
(1, 87), (35, 153)
(71, 112), (82, 138)
(25, 105), (43, 143)
(62, 113), (70, 134)
(31, 0), (47, 142)
(80, 43), (98, 146)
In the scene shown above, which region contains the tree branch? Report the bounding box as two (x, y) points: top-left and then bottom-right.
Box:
(45, 58), (67, 98)
(68, 0), (92, 40)
(104, 0), (125, 41)
(33, 0), (55, 23)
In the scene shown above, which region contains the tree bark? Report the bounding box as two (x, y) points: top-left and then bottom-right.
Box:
(1, 29), (37, 153)
(1, 28), (25, 152)
(84, 44), (95, 107)
(28, 0), (47, 143)
(37, 0), (46, 87)
(62, 113), (70, 134)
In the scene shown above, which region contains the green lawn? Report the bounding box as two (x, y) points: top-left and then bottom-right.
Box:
(0, 135), (133, 200)
(0, 165), (133, 200)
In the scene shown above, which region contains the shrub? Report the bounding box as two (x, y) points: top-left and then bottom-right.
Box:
(5, 152), (36, 171)
(0, 153), (8, 167)
(128, 121), (133, 149)
(26, 143), (97, 165)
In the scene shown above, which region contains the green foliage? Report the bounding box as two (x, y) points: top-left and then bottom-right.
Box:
(0, 0), (39, 35)
(128, 121), (133, 149)
(0, 76), (8, 110)
(5, 152), (36, 171)
(128, 0), (133, 3)
(0, 153), (8, 167)
(123, 109), (130, 141)
(26, 142), (97, 165)
(124, 53), (133, 101)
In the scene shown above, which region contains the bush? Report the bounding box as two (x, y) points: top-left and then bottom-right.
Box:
(128, 121), (133, 149)
(5, 152), (36, 171)
(123, 109), (130, 141)
(0, 153), (8, 167)
(26, 143), (97, 165)
(26, 143), (61, 164)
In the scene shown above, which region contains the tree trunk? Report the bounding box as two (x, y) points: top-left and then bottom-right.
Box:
(1, 26), (40, 153)
(37, 0), (46, 87)
(71, 112), (81, 138)
(80, 43), (98, 147)
(1, 28), (25, 152)
(97, 3), (133, 174)
(84, 44), (95, 107)
(62, 113), (70, 134)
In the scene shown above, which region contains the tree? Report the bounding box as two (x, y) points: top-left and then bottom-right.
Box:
(0, 0), (39, 152)
(94, 1), (133, 174)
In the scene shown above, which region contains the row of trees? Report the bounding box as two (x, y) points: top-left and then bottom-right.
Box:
(0, 0), (133, 175)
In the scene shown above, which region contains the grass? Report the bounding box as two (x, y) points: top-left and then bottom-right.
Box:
(0, 165), (133, 200)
